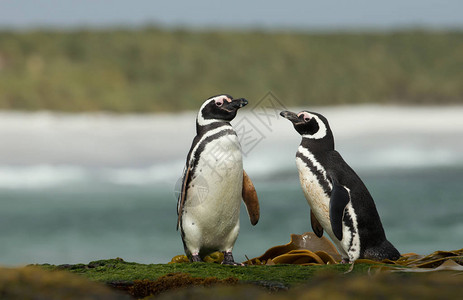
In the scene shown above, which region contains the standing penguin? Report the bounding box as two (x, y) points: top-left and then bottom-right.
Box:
(280, 110), (400, 263)
(177, 94), (260, 265)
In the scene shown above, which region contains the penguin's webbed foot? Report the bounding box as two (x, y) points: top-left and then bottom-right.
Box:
(221, 251), (245, 266)
(191, 253), (202, 262)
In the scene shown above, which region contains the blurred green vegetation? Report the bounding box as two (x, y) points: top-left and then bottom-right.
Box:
(38, 258), (370, 285)
(0, 28), (462, 112)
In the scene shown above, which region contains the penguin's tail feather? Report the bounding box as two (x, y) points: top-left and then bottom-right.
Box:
(363, 239), (401, 261)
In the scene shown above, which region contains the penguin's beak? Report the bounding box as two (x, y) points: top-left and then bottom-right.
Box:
(280, 111), (302, 124)
(225, 98), (248, 111)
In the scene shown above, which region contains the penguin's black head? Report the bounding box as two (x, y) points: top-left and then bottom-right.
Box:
(197, 94), (248, 126)
(280, 110), (333, 141)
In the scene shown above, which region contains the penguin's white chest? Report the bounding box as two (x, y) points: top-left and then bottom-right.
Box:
(191, 134), (243, 206)
(295, 156), (332, 232)
(296, 156), (351, 258)
(295, 147), (360, 261)
(183, 134), (243, 249)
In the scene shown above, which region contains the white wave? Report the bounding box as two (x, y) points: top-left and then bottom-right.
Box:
(0, 105), (462, 189)
(347, 146), (463, 171)
(103, 160), (185, 186)
(0, 145), (461, 190)
(2, 105), (463, 167)
(0, 165), (87, 189)
(0, 161), (186, 190)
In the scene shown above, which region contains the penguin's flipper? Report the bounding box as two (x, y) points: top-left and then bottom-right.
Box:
(329, 179), (350, 241)
(242, 170), (260, 225)
(310, 210), (324, 238)
(176, 165), (191, 230)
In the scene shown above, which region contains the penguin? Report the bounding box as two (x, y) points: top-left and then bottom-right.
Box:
(177, 94), (260, 265)
(280, 110), (400, 263)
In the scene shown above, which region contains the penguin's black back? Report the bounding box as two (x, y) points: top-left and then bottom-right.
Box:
(318, 149), (399, 259)
(291, 112), (400, 261)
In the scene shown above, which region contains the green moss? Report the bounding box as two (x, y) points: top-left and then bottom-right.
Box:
(37, 259), (374, 286)
(34, 259), (463, 298)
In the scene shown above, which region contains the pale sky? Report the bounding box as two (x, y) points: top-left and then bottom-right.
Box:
(1, 0), (462, 30)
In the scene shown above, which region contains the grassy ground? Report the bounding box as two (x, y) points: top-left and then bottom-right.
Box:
(32, 258), (463, 299)
(38, 258), (369, 285)
(34, 258), (378, 298)
(0, 29), (462, 112)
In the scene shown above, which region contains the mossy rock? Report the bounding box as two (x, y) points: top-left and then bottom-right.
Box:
(129, 272), (239, 298)
(153, 272), (463, 300)
(0, 266), (129, 300)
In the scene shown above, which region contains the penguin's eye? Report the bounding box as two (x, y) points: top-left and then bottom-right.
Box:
(299, 113), (311, 122)
(215, 100), (223, 107)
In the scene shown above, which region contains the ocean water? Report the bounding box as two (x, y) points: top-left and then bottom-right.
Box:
(0, 105), (462, 266)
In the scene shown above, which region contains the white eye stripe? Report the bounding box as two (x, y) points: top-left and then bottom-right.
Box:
(197, 96), (232, 126)
(197, 99), (219, 126)
(302, 115), (327, 139)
